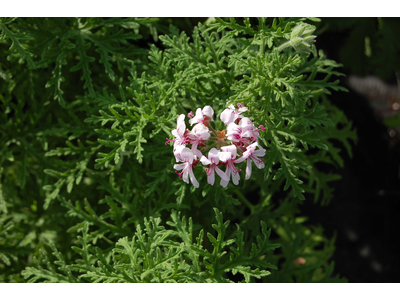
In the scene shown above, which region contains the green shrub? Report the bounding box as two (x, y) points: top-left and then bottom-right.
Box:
(0, 17), (355, 283)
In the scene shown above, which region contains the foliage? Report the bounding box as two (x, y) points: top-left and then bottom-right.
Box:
(0, 17), (354, 283)
(22, 209), (280, 283)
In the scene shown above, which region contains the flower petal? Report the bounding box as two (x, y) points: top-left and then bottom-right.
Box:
(180, 147), (194, 163)
(245, 158), (252, 180)
(182, 167), (189, 184)
(176, 114), (186, 134)
(251, 156), (265, 169)
(208, 148), (220, 164)
(218, 151), (231, 163)
(220, 178), (229, 188)
(189, 167), (199, 188)
(191, 142), (203, 159)
(200, 155), (211, 165)
(207, 167), (215, 186)
(171, 129), (179, 139)
(202, 106), (214, 118)
(189, 108), (203, 126)
(215, 166), (229, 182)
(235, 156), (246, 164)
(232, 170), (240, 185)
(221, 145), (237, 159)
(239, 117), (253, 130)
(174, 145), (186, 162)
(220, 108), (235, 125)
(173, 163), (185, 171)
(253, 149), (266, 157)
(238, 106), (248, 113)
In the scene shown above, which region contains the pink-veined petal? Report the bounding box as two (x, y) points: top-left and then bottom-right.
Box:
(180, 147), (194, 163)
(232, 169), (240, 185)
(207, 167), (215, 186)
(224, 163), (232, 179)
(191, 123), (210, 138)
(241, 129), (253, 138)
(239, 117), (253, 130)
(208, 148), (220, 164)
(251, 156), (265, 169)
(174, 145), (186, 162)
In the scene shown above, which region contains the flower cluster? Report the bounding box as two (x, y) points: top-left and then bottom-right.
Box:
(166, 104), (266, 188)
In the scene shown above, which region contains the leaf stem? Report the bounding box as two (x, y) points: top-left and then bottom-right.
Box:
(234, 190), (255, 213)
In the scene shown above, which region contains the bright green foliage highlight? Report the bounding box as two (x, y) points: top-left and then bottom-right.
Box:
(0, 17), (354, 282)
(22, 209), (279, 283)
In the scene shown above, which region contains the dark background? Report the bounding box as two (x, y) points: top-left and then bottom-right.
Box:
(302, 17), (400, 283)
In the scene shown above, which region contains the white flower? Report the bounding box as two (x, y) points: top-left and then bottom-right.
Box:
(173, 145), (199, 188)
(200, 148), (230, 185)
(239, 117), (254, 132)
(239, 117), (260, 142)
(235, 142), (266, 180)
(170, 114), (190, 150)
(220, 103), (248, 125)
(189, 106), (214, 126)
(220, 145), (241, 187)
(226, 118), (255, 147)
(167, 105), (266, 187)
(226, 122), (242, 143)
(188, 123), (210, 158)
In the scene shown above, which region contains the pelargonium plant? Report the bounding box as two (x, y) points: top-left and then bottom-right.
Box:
(0, 17), (355, 283)
(166, 104), (267, 188)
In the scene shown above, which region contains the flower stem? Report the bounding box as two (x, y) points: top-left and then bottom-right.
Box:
(234, 190), (255, 213)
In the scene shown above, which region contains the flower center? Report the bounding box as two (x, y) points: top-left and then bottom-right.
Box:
(216, 129), (228, 148)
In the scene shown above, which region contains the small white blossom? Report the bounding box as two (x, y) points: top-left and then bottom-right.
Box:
(167, 104), (266, 188)
(188, 123), (210, 158)
(173, 145), (199, 188)
(239, 117), (261, 142)
(220, 103), (248, 125)
(235, 142), (266, 180)
(189, 105), (214, 126)
(200, 148), (230, 185)
(220, 145), (241, 187)
(169, 114), (190, 150)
